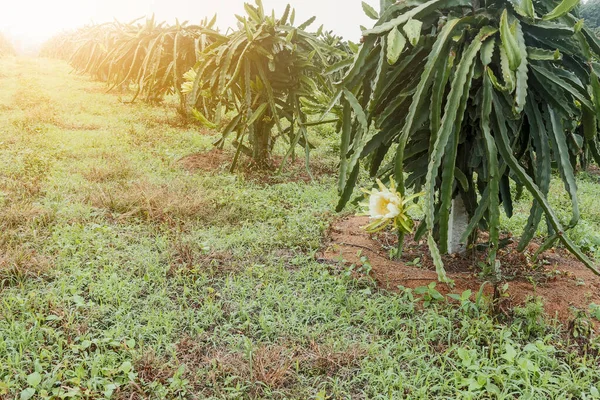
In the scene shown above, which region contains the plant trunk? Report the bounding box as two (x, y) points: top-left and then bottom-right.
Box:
(447, 196), (468, 254)
(396, 230), (405, 260)
(251, 119), (274, 169)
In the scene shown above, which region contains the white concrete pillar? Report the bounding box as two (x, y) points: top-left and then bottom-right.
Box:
(447, 196), (468, 254)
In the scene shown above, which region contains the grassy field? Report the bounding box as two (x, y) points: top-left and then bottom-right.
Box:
(1, 57), (600, 399)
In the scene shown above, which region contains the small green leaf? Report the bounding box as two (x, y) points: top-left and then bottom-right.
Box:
(26, 372), (42, 388)
(403, 19), (423, 46)
(487, 382), (501, 395)
(502, 343), (517, 362)
(316, 390), (327, 400)
(387, 27), (406, 65)
(553, 49), (561, 60)
(104, 383), (118, 398)
(120, 361), (133, 374)
(362, 1), (379, 19)
(457, 348), (471, 366)
(20, 388), (35, 400)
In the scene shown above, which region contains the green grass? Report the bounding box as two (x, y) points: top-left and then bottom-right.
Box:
(1, 56), (600, 399)
(501, 171), (600, 259)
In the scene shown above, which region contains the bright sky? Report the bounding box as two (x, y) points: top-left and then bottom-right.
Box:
(2, 0), (378, 51)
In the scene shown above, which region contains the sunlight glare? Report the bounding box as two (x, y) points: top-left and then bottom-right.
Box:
(1, 0), (376, 52)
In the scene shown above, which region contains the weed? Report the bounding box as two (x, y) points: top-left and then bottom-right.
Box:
(410, 282), (444, 307)
(512, 296), (547, 339)
(590, 303), (600, 321)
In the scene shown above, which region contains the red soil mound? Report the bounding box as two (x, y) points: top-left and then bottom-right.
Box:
(319, 216), (600, 326)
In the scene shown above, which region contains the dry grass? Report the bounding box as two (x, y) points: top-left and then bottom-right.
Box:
(82, 177), (247, 227)
(84, 179), (212, 224)
(126, 124), (179, 148)
(111, 351), (175, 399)
(53, 120), (102, 131)
(1, 151), (53, 201)
(12, 98), (58, 129)
(145, 113), (195, 130)
(81, 158), (136, 183)
(82, 165), (133, 183)
(168, 238), (237, 277)
(13, 83), (50, 110)
(252, 346), (298, 389)
(0, 159), (56, 250)
(9, 74), (61, 131)
(0, 202), (55, 233)
(300, 341), (367, 376)
(0, 247), (52, 289)
(169, 336), (368, 397)
(24, 105), (59, 125)
(134, 350), (175, 385)
(181, 342), (297, 396)
(1, 177), (44, 200)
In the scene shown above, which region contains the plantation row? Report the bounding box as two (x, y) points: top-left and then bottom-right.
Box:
(42, 16), (222, 103)
(40, 6), (350, 171)
(41, 0), (600, 280)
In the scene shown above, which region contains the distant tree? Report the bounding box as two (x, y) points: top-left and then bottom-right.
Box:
(582, 0), (600, 29)
(182, 1), (347, 169)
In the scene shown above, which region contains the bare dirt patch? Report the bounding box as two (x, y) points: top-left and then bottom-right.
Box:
(178, 148), (231, 174)
(319, 216), (600, 326)
(178, 148), (336, 183)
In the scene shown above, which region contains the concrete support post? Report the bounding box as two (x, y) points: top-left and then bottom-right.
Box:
(447, 196), (468, 254)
